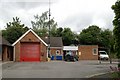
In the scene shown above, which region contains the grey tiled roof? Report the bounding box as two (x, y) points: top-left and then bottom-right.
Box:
(0, 36), (11, 46)
(41, 37), (63, 47)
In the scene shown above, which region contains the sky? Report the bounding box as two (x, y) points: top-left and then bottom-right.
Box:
(0, 0), (117, 33)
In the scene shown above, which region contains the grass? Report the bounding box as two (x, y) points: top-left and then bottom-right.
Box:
(112, 72), (120, 78)
(90, 72), (120, 78)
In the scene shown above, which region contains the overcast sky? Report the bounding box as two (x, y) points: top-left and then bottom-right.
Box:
(0, 0), (117, 33)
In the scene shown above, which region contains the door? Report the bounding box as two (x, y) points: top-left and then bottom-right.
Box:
(20, 42), (40, 62)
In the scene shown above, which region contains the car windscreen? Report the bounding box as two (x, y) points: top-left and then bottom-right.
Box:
(99, 52), (107, 55)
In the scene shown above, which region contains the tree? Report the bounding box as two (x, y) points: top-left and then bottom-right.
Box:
(72, 33), (79, 45)
(55, 27), (63, 37)
(112, 1), (120, 59)
(99, 29), (113, 47)
(31, 11), (57, 37)
(31, 11), (48, 30)
(62, 28), (75, 46)
(2, 17), (28, 44)
(50, 25), (57, 37)
(78, 25), (113, 48)
(79, 25), (101, 45)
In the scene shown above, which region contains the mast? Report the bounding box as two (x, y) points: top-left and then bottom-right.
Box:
(48, 0), (51, 58)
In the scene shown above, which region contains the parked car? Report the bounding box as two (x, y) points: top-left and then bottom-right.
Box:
(64, 51), (79, 62)
(98, 51), (109, 60)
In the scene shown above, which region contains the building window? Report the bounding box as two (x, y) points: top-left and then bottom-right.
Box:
(93, 48), (97, 55)
(56, 50), (60, 55)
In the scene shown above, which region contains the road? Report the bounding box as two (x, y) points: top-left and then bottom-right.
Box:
(0, 62), (2, 79)
(2, 60), (118, 78)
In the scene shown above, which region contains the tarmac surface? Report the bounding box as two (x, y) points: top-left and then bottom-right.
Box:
(2, 60), (118, 78)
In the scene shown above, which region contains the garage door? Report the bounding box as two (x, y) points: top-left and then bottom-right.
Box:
(20, 42), (40, 62)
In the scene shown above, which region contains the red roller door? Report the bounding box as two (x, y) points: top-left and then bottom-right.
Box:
(20, 42), (40, 62)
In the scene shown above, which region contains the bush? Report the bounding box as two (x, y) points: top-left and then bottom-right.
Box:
(118, 63), (120, 68)
(112, 72), (120, 78)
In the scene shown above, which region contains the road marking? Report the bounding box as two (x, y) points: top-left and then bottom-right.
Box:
(85, 72), (111, 78)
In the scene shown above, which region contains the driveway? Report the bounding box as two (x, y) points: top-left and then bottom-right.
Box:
(2, 60), (118, 78)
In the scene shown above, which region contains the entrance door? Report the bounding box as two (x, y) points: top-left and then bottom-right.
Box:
(20, 42), (40, 62)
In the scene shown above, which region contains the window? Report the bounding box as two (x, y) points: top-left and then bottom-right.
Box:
(56, 50), (60, 55)
(93, 48), (97, 55)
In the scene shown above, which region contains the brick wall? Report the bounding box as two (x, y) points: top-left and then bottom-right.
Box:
(41, 42), (47, 62)
(50, 48), (63, 60)
(78, 45), (98, 60)
(2, 45), (7, 61)
(2, 45), (13, 61)
(20, 32), (40, 42)
(50, 48), (63, 56)
(15, 42), (20, 61)
(14, 31), (47, 62)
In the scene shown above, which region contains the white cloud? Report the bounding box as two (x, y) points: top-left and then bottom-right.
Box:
(0, 20), (6, 30)
(51, 0), (116, 32)
(0, 0), (117, 32)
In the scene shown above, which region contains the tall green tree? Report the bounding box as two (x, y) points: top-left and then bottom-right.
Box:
(112, 1), (120, 59)
(55, 27), (63, 37)
(72, 33), (79, 45)
(62, 28), (75, 46)
(2, 17), (28, 44)
(99, 29), (113, 47)
(31, 11), (57, 37)
(79, 25), (101, 45)
(78, 25), (113, 49)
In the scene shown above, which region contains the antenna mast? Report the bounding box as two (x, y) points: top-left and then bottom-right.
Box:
(48, 0), (51, 58)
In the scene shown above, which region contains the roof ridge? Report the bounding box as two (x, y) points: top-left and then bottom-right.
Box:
(12, 29), (48, 46)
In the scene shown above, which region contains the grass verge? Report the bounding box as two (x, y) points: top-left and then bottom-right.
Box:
(112, 72), (120, 78)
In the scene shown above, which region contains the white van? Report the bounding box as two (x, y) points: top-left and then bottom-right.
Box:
(98, 51), (109, 60)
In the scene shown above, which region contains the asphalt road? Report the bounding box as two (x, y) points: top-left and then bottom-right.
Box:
(2, 60), (118, 78)
(0, 62), (2, 79)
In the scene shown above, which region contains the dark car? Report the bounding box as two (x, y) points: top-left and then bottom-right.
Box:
(64, 54), (79, 62)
